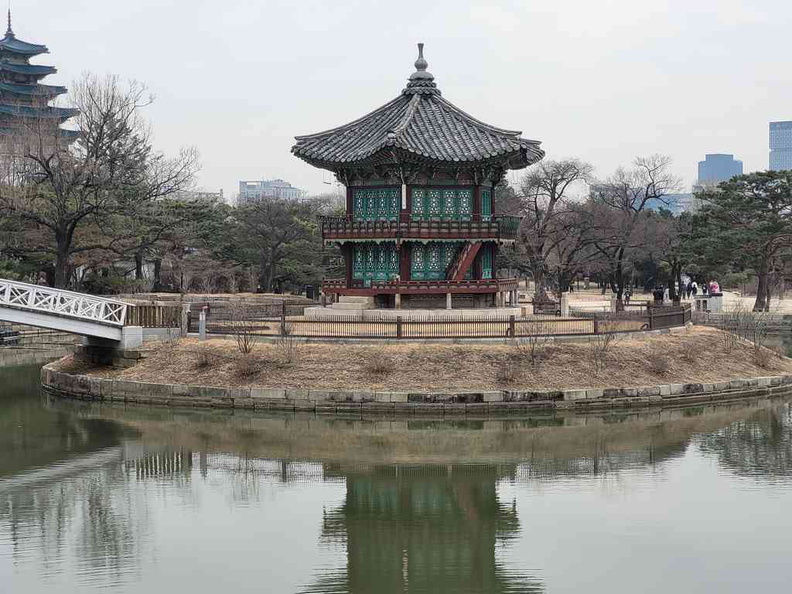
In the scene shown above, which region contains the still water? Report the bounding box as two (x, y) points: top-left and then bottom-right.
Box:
(2, 364), (792, 593)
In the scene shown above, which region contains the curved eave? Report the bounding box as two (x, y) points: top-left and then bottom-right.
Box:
(0, 62), (56, 77)
(0, 36), (49, 56)
(0, 104), (78, 119)
(293, 142), (544, 173)
(0, 81), (66, 96)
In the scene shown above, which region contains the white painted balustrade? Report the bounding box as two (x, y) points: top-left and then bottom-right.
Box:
(0, 279), (128, 326)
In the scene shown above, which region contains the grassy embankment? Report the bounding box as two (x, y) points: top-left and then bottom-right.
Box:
(54, 326), (792, 392)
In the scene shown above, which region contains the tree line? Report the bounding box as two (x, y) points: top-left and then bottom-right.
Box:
(0, 75), (340, 295)
(2, 76), (789, 310)
(498, 156), (792, 312)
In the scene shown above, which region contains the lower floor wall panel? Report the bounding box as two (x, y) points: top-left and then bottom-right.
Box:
(350, 241), (495, 286)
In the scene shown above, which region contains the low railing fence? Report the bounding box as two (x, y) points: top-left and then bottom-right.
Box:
(126, 305), (182, 328)
(692, 311), (791, 335)
(190, 304), (691, 339)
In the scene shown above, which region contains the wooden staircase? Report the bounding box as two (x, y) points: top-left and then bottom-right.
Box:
(447, 242), (481, 281)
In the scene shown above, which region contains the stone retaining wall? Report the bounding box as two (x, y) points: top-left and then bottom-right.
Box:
(41, 362), (792, 415)
(1, 347), (73, 368)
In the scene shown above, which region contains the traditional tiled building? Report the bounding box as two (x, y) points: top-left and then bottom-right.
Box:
(293, 44), (543, 309)
(0, 12), (77, 142)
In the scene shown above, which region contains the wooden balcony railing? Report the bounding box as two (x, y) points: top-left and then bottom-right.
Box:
(320, 215), (521, 242)
(322, 277), (519, 295)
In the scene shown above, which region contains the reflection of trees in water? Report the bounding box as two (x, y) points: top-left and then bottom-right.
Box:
(0, 365), (130, 477)
(301, 463), (543, 594)
(515, 441), (688, 480)
(1, 455), (141, 583)
(0, 447), (194, 587)
(697, 405), (792, 478)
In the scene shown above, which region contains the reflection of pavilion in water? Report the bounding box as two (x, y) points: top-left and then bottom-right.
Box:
(302, 463), (542, 594)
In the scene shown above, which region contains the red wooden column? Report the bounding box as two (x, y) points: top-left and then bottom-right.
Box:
(473, 185), (481, 221)
(346, 185), (353, 215)
(344, 244), (353, 288)
(399, 242), (411, 280)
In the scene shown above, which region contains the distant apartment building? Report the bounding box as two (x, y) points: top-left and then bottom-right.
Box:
(646, 193), (698, 215)
(770, 121), (792, 171)
(237, 179), (306, 203)
(173, 189), (224, 203)
(591, 183), (698, 215)
(697, 154), (743, 184)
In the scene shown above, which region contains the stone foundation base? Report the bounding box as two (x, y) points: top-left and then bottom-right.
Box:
(304, 306), (527, 321)
(41, 362), (792, 416)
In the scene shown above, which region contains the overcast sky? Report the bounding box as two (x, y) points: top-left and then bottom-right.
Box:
(17, 0), (792, 200)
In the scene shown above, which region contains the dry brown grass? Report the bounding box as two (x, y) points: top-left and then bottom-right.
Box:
(66, 326), (792, 392)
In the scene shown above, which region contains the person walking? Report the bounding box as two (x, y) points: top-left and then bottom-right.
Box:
(691, 280), (698, 297)
(686, 281), (692, 299)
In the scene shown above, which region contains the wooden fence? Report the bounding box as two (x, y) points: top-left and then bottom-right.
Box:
(191, 303), (691, 340)
(126, 305), (181, 328)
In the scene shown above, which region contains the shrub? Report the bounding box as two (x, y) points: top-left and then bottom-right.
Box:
(495, 361), (520, 385)
(235, 355), (260, 378)
(274, 322), (300, 368)
(363, 353), (396, 376)
(648, 355), (671, 376)
(514, 321), (552, 369)
(681, 341), (697, 363)
(590, 322), (616, 373)
(754, 347), (774, 369)
(230, 302), (257, 355)
(195, 349), (214, 369)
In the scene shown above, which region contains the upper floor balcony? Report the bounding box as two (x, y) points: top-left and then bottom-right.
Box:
(320, 214), (521, 243)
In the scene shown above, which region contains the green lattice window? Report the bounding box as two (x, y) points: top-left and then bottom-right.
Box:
(410, 242), (463, 280)
(480, 243), (493, 279)
(352, 243), (399, 286)
(481, 188), (492, 222)
(352, 188), (399, 221)
(411, 187), (473, 221)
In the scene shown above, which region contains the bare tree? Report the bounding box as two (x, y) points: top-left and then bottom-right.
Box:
(515, 159), (593, 299)
(589, 155), (681, 306)
(0, 74), (198, 287)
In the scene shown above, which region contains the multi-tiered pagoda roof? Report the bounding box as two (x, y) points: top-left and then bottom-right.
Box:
(0, 12), (77, 134)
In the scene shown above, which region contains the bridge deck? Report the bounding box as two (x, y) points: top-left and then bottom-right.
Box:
(0, 279), (128, 341)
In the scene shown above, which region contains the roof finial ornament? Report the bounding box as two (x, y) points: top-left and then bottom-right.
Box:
(409, 42), (433, 82)
(6, 6), (13, 37)
(404, 42), (439, 95)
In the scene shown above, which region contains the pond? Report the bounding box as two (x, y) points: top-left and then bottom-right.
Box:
(2, 364), (792, 593)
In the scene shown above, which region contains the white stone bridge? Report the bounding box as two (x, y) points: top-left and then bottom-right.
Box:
(0, 278), (129, 341)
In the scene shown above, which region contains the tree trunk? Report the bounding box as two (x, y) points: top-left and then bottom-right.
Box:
(754, 263), (770, 312)
(531, 259), (548, 300)
(152, 258), (162, 291)
(53, 247), (70, 288)
(135, 251), (144, 280)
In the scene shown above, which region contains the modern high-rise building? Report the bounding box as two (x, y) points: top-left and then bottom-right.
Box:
(697, 154), (743, 184)
(770, 121), (792, 171)
(237, 178), (306, 203)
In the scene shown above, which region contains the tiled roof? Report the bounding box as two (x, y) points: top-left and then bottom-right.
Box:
(0, 103), (78, 119)
(292, 44), (544, 171)
(0, 32), (47, 56)
(0, 81), (65, 96)
(0, 61), (56, 76)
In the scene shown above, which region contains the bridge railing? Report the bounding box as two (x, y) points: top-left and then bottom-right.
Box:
(0, 279), (128, 327)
